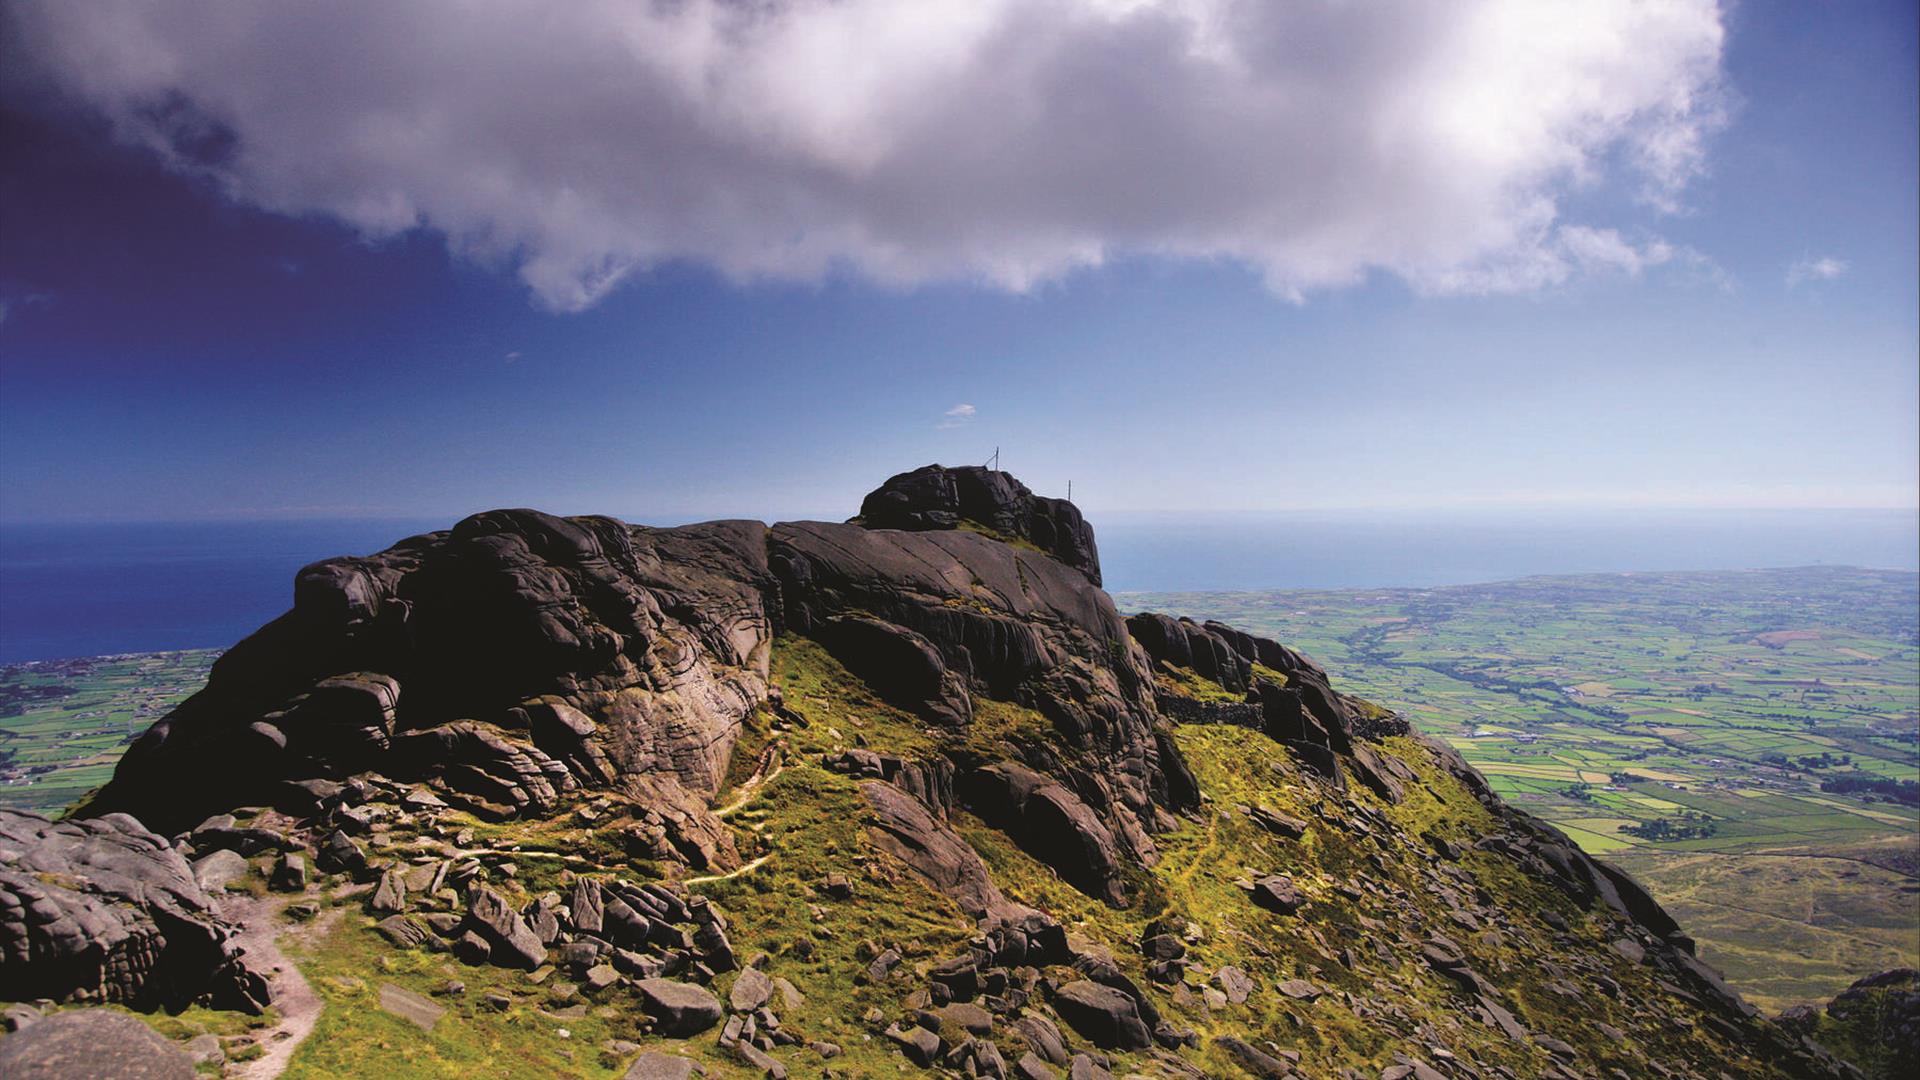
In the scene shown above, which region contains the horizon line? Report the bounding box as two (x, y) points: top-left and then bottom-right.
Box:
(2, 503), (1918, 529)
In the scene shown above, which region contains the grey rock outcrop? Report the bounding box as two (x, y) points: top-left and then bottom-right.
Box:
(1128, 612), (1414, 797)
(0, 809), (268, 1012)
(861, 780), (1010, 917)
(771, 517), (1197, 904)
(83, 514), (775, 840)
(1124, 614), (1325, 696)
(0, 1008), (197, 1079)
(858, 464), (1102, 585)
(72, 469), (1195, 918)
(966, 762), (1127, 904)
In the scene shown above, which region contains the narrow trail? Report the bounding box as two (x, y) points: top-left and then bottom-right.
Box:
(687, 748), (786, 885)
(395, 843), (603, 867)
(221, 894), (342, 1080)
(714, 743), (786, 819)
(683, 853), (772, 886)
(712, 762), (784, 819)
(379, 744), (789, 891)
(1172, 808), (1225, 896)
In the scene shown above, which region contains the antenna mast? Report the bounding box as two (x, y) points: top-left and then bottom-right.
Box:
(986, 447), (1000, 471)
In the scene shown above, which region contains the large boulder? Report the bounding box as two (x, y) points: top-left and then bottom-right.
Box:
(465, 884), (548, 969)
(1050, 979), (1152, 1050)
(1214, 1035), (1292, 1079)
(0, 810), (268, 1012)
(623, 1051), (700, 1080)
(635, 978), (723, 1035)
(0, 1008), (197, 1079)
(858, 464), (1102, 585)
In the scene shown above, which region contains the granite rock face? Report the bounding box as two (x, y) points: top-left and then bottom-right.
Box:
(79, 470), (1193, 909)
(858, 465), (1102, 585)
(1125, 613), (1325, 696)
(771, 517), (1198, 903)
(860, 780), (1016, 920)
(0, 810), (268, 1012)
(966, 762), (1127, 905)
(85, 513), (776, 838)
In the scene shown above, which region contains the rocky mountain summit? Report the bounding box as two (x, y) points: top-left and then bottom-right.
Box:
(0, 466), (1878, 1078)
(857, 465), (1103, 586)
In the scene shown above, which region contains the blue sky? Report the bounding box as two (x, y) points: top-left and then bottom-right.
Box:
(0, 1), (1914, 525)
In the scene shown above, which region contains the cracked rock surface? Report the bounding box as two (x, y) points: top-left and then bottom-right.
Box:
(0, 809), (267, 1012)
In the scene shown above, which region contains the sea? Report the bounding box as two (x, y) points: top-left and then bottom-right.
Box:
(1, 508), (1915, 664)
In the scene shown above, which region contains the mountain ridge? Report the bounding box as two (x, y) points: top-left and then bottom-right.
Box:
(0, 465), (1874, 1078)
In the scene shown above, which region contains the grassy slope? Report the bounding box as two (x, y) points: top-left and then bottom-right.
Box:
(5, 633), (1826, 1076)
(258, 635), (978, 1079)
(1606, 850), (1920, 1013)
(1119, 567), (1920, 1010)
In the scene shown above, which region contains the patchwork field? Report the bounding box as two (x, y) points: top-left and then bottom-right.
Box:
(1119, 566), (1920, 1013)
(0, 650), (217, 814)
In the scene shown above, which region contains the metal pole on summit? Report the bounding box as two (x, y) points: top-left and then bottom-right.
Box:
(987, 447), (999, 471)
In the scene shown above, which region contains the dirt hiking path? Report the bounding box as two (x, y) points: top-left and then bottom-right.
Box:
(221, 893), (340, 1079)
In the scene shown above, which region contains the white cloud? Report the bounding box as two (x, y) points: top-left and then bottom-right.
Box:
(6, 1), (1728, 311)
(939, 403), (977, 429)
(1786, 256), (1848, 287)
(0, 290), (53, 328)
(1416, 225), (1730, 294)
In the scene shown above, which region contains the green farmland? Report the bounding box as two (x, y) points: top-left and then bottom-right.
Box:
(0, 650), (217, 815)
(1120, 565), (1920, 1013)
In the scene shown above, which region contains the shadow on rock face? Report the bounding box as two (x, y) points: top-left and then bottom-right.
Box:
(0, 810), (269, 1014)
